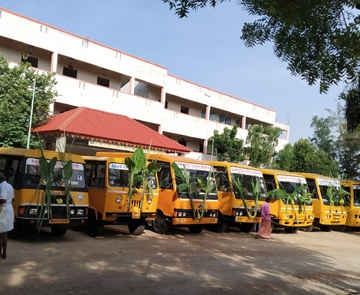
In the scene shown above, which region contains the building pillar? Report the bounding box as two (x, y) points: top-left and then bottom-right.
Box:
(158, 124), (163, 135)
(56, 136), (66, 153)
(206, 105), (210, 120)
(242, 116), (246, 129)
(51, 52), (58, 73)
(204, 138), (208, 155)
(160, 87), (165, 104)
(130, 77), (135, 95)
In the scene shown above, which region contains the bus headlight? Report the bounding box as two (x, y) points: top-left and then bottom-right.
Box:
(29, 208), (37, 215)
(77, 209), (84, 216)
(178, 212), (183, 217)
(70, 209), (75, 215)
(116, 196), (122, 203)
(147, 197), (152, 204)
(239, 211), (243, 216)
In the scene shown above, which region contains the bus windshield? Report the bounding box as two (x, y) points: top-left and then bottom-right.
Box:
(108, 163), (129, 187)
(230, 167), (266, 200)
(175, 162), (215, 193)
(277, 175), (307, 205)
(108, 162), (158, 189)
(24, 158), (86, 188)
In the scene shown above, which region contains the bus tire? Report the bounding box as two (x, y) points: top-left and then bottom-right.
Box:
(334, 225), (346, 231)
(188, 224), (204, 234)
(153, 212), (169, 234)
(239, 223), (255, 233)
(87, 210), (104, 237)
(8, 222), (22, 239)
(302, 224), (314, 232)
(214, 216), (228, 233)
(284, 226), (299, 234)
(320, 225), (334, 232)
(128, 221), (145, 236)
(51, 227), (68, 237)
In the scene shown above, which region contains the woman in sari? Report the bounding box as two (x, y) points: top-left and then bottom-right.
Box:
(255, 197), (272, 239)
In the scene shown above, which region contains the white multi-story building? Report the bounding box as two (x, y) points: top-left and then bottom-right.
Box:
(0, 8), (289, 160)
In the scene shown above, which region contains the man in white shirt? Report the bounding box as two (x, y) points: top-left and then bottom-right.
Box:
(0, 172), (15, 259)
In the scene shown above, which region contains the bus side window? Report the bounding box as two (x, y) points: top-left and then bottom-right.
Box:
(13, 159), (23, 190)
(88, 162), (106, 189)
(263, 174), (276, 192)
(157, 161), (173, 190)
(306, 178), (318, 199)
(214, 166), (230, 192)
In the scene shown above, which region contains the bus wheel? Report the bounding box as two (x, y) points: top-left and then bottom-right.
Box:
(214, 218), (228, 233)
(188, 224), (204, 234)
(284, 226), (299, 234)
(153, 212), (169, 234)
(239, 223), (255, 233)
(8, 222), (22, 239)
(87, 210), (104, 237)
(128, 221), (145, 236)
(320, 225), (334, 232)
(51, 227), (68, 237)
(302, 224), (314, 232)
(334, 225), (346, 232)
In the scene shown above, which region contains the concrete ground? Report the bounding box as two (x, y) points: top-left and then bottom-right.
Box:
(0, 225), (359, 295)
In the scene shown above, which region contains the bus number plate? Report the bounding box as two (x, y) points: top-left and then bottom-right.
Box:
(49, 219), (70, 224)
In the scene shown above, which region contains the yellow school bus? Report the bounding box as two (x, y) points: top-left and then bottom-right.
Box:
(208, 161), (266, 233)
(0, 147), (88, 237)
(342, 180), (360, 230)
(97, 153), (219, 234)
(298, 173), (347, 231)
(261, 169), (314, 233)
(82, 155), (159, 236)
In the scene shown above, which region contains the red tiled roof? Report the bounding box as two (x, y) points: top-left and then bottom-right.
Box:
(33, 107), (192, 153)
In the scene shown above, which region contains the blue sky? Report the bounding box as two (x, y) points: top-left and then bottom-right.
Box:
(1, 0), (344, 144)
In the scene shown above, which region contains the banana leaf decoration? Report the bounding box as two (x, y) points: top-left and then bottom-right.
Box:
(298, 190), (312, 220)
(268, 184), (308, 224)
(197, 168), (217, 220)
(334, 186), (350, 214)
(231, 176), (260, 220)
(172, 162), (197, 220)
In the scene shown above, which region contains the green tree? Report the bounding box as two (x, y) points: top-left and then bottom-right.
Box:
(245, 124), (282, 168)
(288, 139), (339, 177)
(272, 143), (293, 171)
(309, 113), (336, 160)
(0, 55), (58, 148)
(162, 0), (360, 132)
(208, 124), (245, 162)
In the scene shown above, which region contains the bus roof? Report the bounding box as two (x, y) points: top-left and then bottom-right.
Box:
(208, 161), (263, 172)
(0, 147), (84, 163)
(297, 172), (337, 181)
(96, 152), (209, 165)
(82, 155), (127, 162)
(261, 168), (305, 178)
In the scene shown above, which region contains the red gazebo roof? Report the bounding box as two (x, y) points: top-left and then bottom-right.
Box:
(33, 107), (192, 153)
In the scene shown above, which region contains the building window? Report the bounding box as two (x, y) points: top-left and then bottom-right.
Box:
(219, 115), (226, 124)
(201, 110), (206, 118)
(199, 143), (204, 153)
(63, 67), (77, 78)
(22, 56), (38, 68)
(97, 77), (110, 87)
(226, 117), (231, 125)
(180, 106), (189, 114)
(210, 113), (217, 121)
(165, 101), (168, 109)
(178, 139), (187, 147)
(236, 119), (242, 128)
